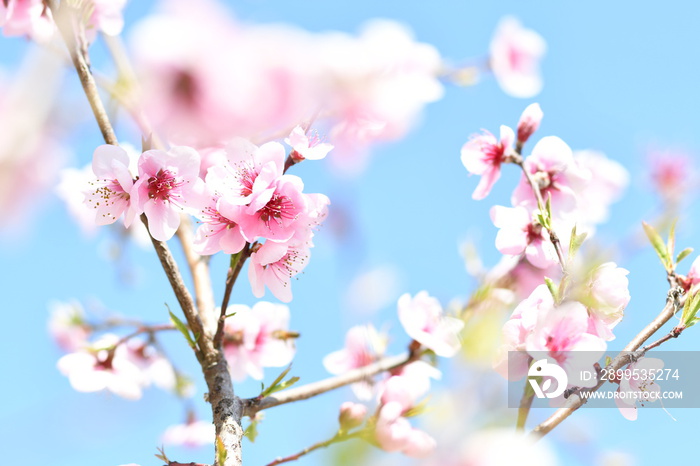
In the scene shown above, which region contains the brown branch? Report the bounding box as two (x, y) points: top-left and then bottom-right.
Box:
(529, 283), (684, 438)
(264, 432), (361, 466)
(244, 353), (413, 417)
(51, 5), (245, 462)
(214, 244), (251, 347)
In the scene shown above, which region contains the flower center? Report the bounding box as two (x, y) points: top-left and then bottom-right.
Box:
(259, 193), (296, 227)
(147, 169), (182, 201)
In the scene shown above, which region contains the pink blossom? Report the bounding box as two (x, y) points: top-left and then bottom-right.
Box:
(526, 301), (606, 387)
(126, 341), (177, 392)
(57, 334), (148, 400)
(85, 145), (136, 227)
(489, 17), (546, 98)
(222, 302), (295, 382)
(494, 284), (553, 380)
(193, 189), (246, 256)
(517, 103), (543, 145)
(586, 262), (630, 341)
(490, 205), (558, 269)
(323, 324), (387, 400)
(615, 357), (664, 421)
(0, 0), (54, 41)
(161, 418), (214, 448)
(374, 401), (435, 458)
(397, 291), (464, 357)
(386, 360), (441, 402)
(248, 240), (309, 303)
(86, 0), (127, 40)
(338, 402), (367, 430)
(511, 136), (583, 219)
(571, 150), (629, 229)
(648, 149), (693, 203)
(286, 125), (333, 161)
(47, 300), (90, 352)
(131, 146), (206, 241)
(461, 125), (514, 200)
(57, 164), (100, 236)
(681, 256), (700, 291)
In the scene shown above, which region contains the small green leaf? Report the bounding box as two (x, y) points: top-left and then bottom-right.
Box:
(667, 218), (678, 262)
(567, 224), (588, 264)
(544, 277), (559, 302)
(682, 291), (700, 328)
(404, 396), (430, 418)
(642, 221), (671, 271)
(168, 307), (196, 349)
(244, 418), (260, 443)
(676, 247), (694, 265)
(155, 446), (169, 463)
(260, 365), (292, 398)
(267, 376), (300, 395)
(605, 356), (612, 367)
(216, 436), (227, 464)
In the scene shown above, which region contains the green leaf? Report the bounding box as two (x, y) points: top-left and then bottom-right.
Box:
(642, 221), (671, 271)
(605, 356), (612, 367)
(682, 291), (700, 328)
(260, 364), (292, 397)
(267, 376), (300, 395)
(544, 277), (559, 302)
(168, 307), (196, 349)
(567, 224), (588, 264)
(676, 247), (694, 265)
(216, 436), (227, 464)
(667, 218), (678, 262)
(155, 446), (169, 463)
(244, 418), (260, 443)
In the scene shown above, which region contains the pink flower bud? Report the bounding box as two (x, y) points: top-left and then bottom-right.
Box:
(517, 103), (543, 144)
(338, 402), (367, 430)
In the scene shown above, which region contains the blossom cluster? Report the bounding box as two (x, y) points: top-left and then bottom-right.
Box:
(82, 129), (330, 302)
(324, 291), (461, 458)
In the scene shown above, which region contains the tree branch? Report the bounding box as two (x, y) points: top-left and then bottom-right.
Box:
(244, 353), (413, 417)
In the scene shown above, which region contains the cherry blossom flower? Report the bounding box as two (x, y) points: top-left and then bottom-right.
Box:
(516, 103), (543, 145)
(323, 324), (387, 400)
(397, 291), (464, 357)
(374, 401), (435, 458)
(571, 150), (629, 229)
(338, 402), (367, 430)
(385, 360), (441, 402)
(489, 205), (559, 269)
(461, 125), (514, 200)
(511, 136), (583, 219)
(248, 240), (309, 303)
(526, 301), (606, 387)
(85, 0), (127, 41)
(192, 190), (246, 256)
(126, 341), (177, 392)
(57, 334), (148, 400)
(222, 302), (295, 382)
(131, 146), (206, 241)
(286, 125), (333, 161)
(494, 284), (553, 380)
(47, 300), (90, 352)
(680, 256), (700, 291)
(648, 149), (693, 203)
(161, 417), (215, 448)
(614, 357), (664, 421)
(489, 17), (546, 98)
(85, 145), (137, 227)
(0, 0), (54, 41)
(586, 262), (630, 341)
(57, 164), (100, 236)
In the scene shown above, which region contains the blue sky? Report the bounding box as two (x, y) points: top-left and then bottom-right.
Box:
(1, 1), (699, 465)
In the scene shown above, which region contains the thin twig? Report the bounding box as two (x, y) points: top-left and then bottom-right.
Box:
(244, 353), (413, 417)
(214, 244), (251, 347)
(264, 431), (362, 466)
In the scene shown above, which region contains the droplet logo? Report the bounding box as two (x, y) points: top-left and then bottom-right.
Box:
(528, 359), (568, 399)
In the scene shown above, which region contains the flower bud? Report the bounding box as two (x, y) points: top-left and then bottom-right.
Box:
(517, 103), (543, 144)
(338, 401), (367, 430)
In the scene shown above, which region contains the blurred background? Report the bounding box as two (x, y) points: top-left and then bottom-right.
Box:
(1, 1), (699, 465)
